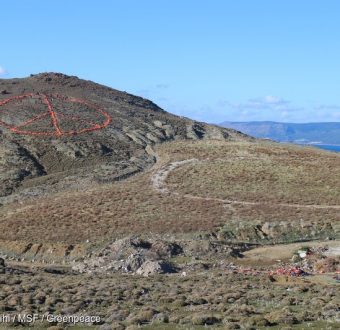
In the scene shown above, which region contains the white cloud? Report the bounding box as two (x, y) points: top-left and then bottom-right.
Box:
(238, 95), (291, 110)
(210, 96), (310, 122)
(132, 90), (340, 123)
(218, 96), (295, 119)
(0, 66), (6, 76)
(264, 95), (290, 105)
(169, 95), (340, 123)
(314, 104), (340, 111)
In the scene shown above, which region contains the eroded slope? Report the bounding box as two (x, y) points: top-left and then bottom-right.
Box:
(0, 73), (247, 203)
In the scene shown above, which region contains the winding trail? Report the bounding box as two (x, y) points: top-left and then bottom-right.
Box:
(151, 159), (340, 210)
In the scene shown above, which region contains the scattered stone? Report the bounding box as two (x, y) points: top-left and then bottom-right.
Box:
(72, 235), (180, 275)
(152, 313), (169, 323)
(124, 253), (146, 272)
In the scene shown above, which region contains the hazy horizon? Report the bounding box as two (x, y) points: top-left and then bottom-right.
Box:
(218, 120), (340, 124)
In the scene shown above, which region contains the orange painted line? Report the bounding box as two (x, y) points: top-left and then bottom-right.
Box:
(0, 93), (112, 137)
(0, 93), (34, 106)
(10, 128), (56, 136)
(14, 111), (50, 129)
(0, 94), (35, 120)
(42, 94), (63, 136)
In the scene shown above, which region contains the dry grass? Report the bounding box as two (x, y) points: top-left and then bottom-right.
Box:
(0, 267), (338, 329)
(0, 140), (339, 245)
(162, 140), (340, 205)
(167, 157), (339, 205)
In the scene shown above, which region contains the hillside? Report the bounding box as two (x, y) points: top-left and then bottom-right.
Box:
(219, 121), (340, 144)
(0, 139), (339, 329)
(0, 74), (339, 329)
(0, 73), (247, 204)
(1, 139), (339, 246)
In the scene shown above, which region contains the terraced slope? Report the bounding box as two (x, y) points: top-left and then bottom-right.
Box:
(0, 73), (247, 202)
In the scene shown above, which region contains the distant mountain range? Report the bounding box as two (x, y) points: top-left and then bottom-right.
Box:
(219, 121), (340, 145)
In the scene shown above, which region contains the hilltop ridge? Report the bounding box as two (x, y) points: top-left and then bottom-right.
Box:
(0, 73), (249, 202)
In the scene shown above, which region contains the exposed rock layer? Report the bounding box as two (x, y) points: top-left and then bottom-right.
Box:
(0, 73), (249, 202)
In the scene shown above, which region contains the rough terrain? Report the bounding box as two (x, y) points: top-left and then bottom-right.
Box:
(0, 73), (247, 204)
(0, 74), (339, 329)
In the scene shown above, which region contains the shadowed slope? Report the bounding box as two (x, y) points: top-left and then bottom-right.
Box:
(0, 73), (248, 201)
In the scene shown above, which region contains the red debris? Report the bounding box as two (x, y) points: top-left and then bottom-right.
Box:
(269, 266), (308, 277)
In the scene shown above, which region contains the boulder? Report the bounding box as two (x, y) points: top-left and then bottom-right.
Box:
(136, 260), (176, 277)
(124, 253), (146, 272)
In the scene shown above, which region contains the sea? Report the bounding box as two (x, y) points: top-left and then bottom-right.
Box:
(310, 144), (340, 153)
(287, 143), (340, 153)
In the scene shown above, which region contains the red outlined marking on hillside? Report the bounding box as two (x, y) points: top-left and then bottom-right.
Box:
(42, 94), (62, 136)
(0, 93), (112, 137)
(15, 112), (50, 128)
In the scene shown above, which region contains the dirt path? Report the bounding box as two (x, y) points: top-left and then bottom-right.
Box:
(150, 159), (340, 210)
(151, 159), (198, 194)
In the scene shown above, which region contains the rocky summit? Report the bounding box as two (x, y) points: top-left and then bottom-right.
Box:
(0, 73), (248, 203)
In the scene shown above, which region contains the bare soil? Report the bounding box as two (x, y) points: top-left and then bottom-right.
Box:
(0, 74), (339, 329)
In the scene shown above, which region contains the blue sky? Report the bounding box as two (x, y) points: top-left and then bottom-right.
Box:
(1, 0), (340, 123)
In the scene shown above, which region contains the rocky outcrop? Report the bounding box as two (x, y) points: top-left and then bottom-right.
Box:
(72, 236), (181, 275)
(0, 73), (249, 204)
(71, 235), (248, 276)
